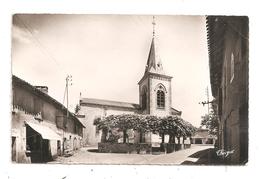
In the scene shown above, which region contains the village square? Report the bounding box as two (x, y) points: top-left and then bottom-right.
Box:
(11, 15), (248, 165)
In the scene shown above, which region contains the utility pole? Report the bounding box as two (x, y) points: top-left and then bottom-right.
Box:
(63, 75), (72, 155)
(65, 75), (72, 129)
(199, 86), (212, 116)
(206, 87), (210, 115)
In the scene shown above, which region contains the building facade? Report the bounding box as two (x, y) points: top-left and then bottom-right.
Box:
(12, 75), (85, 163)
(207, 16), (249, 164)
(78, 31), (182, 146)
(191, 128), (216, 145)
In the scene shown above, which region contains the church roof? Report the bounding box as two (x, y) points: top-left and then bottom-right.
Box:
(80, 98), (140, 110)
(170, 107), (182, 116)
(80, 98), (181, 116)
(145, 37), (165, 75)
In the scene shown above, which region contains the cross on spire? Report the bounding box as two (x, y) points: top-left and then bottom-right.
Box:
(152, 16), (156, 37)
(144, 16), (165, 75)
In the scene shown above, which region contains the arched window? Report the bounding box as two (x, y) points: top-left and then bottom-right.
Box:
(157, 90), (165, 108)
(141, 87), (147, 110)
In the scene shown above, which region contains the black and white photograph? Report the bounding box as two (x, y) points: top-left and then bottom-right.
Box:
(10, 14), (248, 165)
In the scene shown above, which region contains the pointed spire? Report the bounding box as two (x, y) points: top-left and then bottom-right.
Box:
(145, 16), (164, 75)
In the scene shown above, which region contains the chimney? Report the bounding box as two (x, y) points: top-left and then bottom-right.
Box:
(35, 86), (48, 94)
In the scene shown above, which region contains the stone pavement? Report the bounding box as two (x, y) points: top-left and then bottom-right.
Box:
(49, 144), (214, 165)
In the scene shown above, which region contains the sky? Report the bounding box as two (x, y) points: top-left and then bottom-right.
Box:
(12, 14), (211, 127)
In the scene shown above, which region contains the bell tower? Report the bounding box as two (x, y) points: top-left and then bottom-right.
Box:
(138, 16), (173, 116)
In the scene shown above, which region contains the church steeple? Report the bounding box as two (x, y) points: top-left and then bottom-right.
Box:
(145, 16), (165, 75)
(138, 16), (172, 116)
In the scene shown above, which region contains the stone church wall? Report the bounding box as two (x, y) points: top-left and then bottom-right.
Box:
(79, 105), (136, 146)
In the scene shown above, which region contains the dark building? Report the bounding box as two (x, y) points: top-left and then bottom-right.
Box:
(206, 16), (249, 164)
(11, 75), (85, 163)
(191, 128), (216, 145)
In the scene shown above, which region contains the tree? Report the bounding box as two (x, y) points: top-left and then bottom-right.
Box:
(159, 116), (178, 144)
(200, 100), (219, 135)
(93, 114), (197, 144)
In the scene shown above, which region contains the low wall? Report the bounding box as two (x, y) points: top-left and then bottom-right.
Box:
(98, 143), (192, 154)
(98, 143), (152, 154)
(160, 143), (191, 153)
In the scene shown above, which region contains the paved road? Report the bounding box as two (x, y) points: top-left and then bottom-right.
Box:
(49, 144), (213, 165)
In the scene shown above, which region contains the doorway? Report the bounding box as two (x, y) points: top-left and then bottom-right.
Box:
(11, 136), (16, 162)
(26, 125), (52, 163)
(57, 140), (61, 156)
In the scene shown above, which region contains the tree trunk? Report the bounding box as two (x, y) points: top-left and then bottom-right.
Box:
(161, 133), (165, 143)
(168, 134), (172, 143)
(101, 128), (108, 143)
(168, 134), (175, 144)
(182, 136), (185, 144)
(123, 130), (127, 143)
(139, 132), (143, 143)
(177, 137), (180, 144)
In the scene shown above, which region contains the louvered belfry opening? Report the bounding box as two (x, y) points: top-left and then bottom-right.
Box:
(157, 90), (165, 108)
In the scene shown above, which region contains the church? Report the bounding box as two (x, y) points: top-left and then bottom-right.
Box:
(78, 18), (182, 146)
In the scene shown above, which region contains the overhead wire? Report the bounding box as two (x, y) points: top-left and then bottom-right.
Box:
(14, 15), (66, 74)
(14, 15), (72, 109)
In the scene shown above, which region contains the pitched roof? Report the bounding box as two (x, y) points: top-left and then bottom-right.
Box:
(206, 16), (226, 97)
(170, 107), (182, 116)
(206, 16), (248, 97)
(192, 129), (216, 138)
(145, 37), (165, 75)
(12, 75), (85, 128)
(138, 37), (172, 85)
(80, 98), (140, 110)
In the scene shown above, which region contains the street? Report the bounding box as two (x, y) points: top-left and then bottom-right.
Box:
(49, 144), (214, 165)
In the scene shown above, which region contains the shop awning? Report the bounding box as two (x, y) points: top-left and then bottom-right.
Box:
(25, 121), (61, 140)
